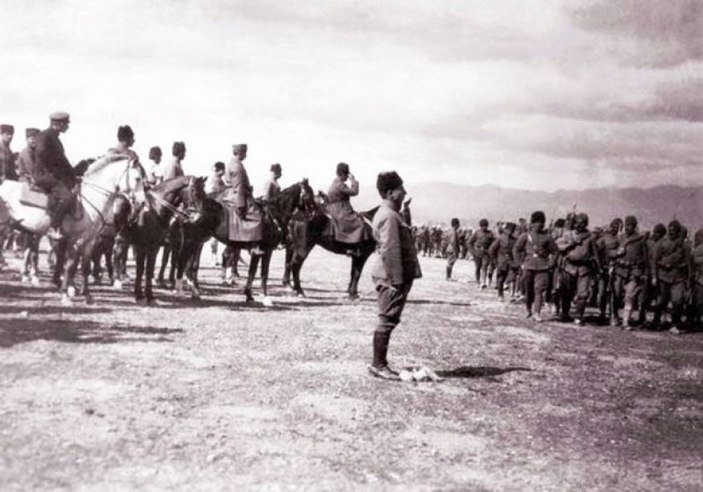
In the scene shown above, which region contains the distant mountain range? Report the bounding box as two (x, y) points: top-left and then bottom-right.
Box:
(349, 183), (703, 229)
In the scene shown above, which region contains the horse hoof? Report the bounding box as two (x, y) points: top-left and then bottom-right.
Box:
(86, 294), (94, 305)
(31, 276), (40, 287)
(296, 292), (306, 298)
(146, 298), (157, 307)
(175, 279), (184, 295)
(61, 295), (72, 306)
(21, 275), (30, 284)
(67, 286), (76, 298)
(191, 290), (201, 300)
(113, 280), (123, 290)
(261, 296), (273, 307)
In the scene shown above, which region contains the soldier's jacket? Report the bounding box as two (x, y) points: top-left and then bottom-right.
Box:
(647, 237), (663, 276)
(446, 227), (460, 255)
(34, 127), (76, 189)
(692, 241), (703, 286)
(653, 236), (690, 284)
(0, 143), (17, 182)
(162, 156), (185, 182)
(489, 232), (517, 271)
(468, 229), (495, 258)
(513, 228), (558, 271)
(613, 233), (648, 278)
(556, 230), (600, 276)
(597, 232), (620, 268)
(371, 200), (421, 286)
(16, 146), (35, 184)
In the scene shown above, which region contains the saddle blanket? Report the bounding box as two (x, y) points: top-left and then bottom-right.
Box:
(227, 204), (263, 242)
(19, 183), (48, 209)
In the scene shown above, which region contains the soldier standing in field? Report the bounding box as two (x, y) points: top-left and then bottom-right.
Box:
(368, 171), (421, 380)
(690, 229), (703, 332)
(597, 218), (622, 323)
(445, 218), (460, 281)
(489, 221), (518, 300)
(556, 213), (601, 325)
(513, 211), (558, 322)
(611, 216), (648, 329)
(468, 219), (495, 289)
(652, 220), (690, 334)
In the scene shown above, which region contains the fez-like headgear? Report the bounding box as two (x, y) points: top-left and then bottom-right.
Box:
(652, 223), (666, 236)
(25, 128), (40, 138)
(336, 162), (350, 175)
(575, 213), (589, 226)
(232, 144), (247, 154)
(0, 124), (14, 134)
(624, 215), (637, 227)
(668, 220), (682, 235)
(270, 163), (282, 173)
(479, 218), (489, 227)
(530, 210), (546, 224)
(213, 161), (225, 172)
(49, 112), (70, 122)
(172, 141), (186, 156)
(117, 125), (134, 142)
(451, 218), (460, 228)
(554, 218), (566, 228)
(376, 171), (404, 196)
(505, 222), (517, 232)
(149, 146), (162, 160)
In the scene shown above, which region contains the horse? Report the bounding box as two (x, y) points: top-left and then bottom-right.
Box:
(112, 175), (199, 305)
(282, 203), (379, 299)
(0, 155), (142, 303)
(175, 178), (315, 304)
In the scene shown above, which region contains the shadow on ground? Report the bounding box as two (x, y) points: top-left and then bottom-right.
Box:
(0, 318), (183, 347)
(437, 366), (532, 379)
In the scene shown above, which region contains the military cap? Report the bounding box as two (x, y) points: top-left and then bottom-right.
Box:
(652, 223), (666, 236)
(479, 218), (489, 227)
(270, 163), (282, 173)
(0, 124), (14, 134)
(117, 125), (134, 142)
(504, 222), (517, 231)
(336, 162), (350, 175)
(451, 218), (460, 227)
(213, 161), (225, 172)
(232, 144), (247, 153)
(376, 171), (404, 196)
(610, 218), (623, 229)
(530, 210), (546, 224)
(49, 111), (70, 122)
(624, 215), (637, 227)
(694, 229), (703, 247)
(575, 213), (589, 225)
(668, 220), (682, 233)
(25, 128), (40, 138)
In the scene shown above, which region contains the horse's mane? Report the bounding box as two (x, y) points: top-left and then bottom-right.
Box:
(360, 206), (380, 221)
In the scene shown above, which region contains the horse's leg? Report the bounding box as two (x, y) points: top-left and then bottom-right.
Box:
(52, 237), (68, 288)
(90, 238), (102, 284)
(21, 241), (32, 283)
(157, 244), (170, 287)
(292, 243), (314, 297)
(260, 249), (275, 306)
(104, 236), (115, 285)
(282, 245), (292, 286)
(188, 241), (204, 299)
(62, 243), (80, 301)
(244, 251), (261, 303)
(145, 244), (158, 305)
(134, 245), (145, 303)
(80, 241), (96, 304)
(112, 239), (126, 289)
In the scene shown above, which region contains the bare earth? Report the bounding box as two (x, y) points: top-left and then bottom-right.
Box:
(1, 248), (701, 491)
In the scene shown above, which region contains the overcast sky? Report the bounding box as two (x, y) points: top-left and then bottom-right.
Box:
(1, 0), (701, 192)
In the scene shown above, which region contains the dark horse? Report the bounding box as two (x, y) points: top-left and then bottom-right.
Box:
(113, 176), (197, 304)
(176, 178), (315, 304)
(283, 204), (380, 299)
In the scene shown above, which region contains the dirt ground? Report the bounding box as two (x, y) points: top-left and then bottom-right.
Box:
(0, 246), (701, 491)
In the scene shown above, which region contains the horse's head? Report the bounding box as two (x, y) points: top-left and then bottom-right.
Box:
(184, 176), (208, 211)
(298, 178), (316, 212)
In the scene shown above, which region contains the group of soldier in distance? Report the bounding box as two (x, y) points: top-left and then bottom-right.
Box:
(0, 112), (701, 380)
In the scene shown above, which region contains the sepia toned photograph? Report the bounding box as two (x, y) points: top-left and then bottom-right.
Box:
(0, 1), (701, 490)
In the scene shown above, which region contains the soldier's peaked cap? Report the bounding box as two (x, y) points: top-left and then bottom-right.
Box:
(530, 210), (546, 224)
(376, 171), (403, 195)
(25, 128), (40, 138)
(336, 162), (350, 175)
(232, 144), (247, 153)
(270, 163), (282, 173)
(0, 124), (14, 133)
(624, 215), (637, 226)
(49, 111), (70, 122)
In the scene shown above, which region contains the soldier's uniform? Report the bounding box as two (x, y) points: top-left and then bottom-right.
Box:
(33, 113), (77, 229)
(596, 219), (622, 320)
(557, 214), (601, 324)
(369, 171), (421, 380)
(652, 221), (690, 331)
(489, 222), (518, 299)
(327, 162), (364, 244)
(468, 220), (495, 288)
(445, 220), (460, 280)
(513, 211), (558, 321)
(0, 124), (18, 182)
(690, 229), (703, 331)
(260, 163), (282, 202)
(162, 155), (185, 181)
(16, 128), (40, 185)
(611, 216), (648, 328)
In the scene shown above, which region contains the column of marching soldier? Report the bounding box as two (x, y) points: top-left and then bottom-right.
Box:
(417, 213), (702, 333)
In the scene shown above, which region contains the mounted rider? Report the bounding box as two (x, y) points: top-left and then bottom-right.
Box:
(33, 112), (78, 231)
(106, 125), (148, 227)
(327, 162), (367, 243)
(222, 143), (262, 243)
(17, 128), (40, 185)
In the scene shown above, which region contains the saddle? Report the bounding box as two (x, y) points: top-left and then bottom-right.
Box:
(227, 200), (263, 242)
(19, 183), (48, 209)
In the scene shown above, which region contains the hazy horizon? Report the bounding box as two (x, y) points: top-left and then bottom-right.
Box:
(1, 0), (701, 194)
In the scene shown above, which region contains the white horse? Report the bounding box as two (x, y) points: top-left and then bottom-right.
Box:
(0, 155), (142, 304)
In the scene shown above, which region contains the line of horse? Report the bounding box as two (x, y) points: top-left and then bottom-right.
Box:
(0, 156), (389, 307)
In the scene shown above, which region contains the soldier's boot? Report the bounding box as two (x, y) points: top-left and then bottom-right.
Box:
(622, 305), (633, 330)
(446, 266), (453, 281)
(368, 332), (399, 380)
